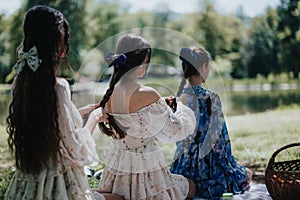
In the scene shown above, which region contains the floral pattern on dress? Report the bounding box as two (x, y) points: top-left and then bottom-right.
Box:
(5, 78), (103, 200)
(98, 98), (196, 200)
(170, 86), (249, 200)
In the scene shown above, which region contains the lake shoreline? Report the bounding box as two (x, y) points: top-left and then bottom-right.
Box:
(1, 81), (300, 95)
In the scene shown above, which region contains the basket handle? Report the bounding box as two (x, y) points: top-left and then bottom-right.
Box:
(267, 142), (300, 169)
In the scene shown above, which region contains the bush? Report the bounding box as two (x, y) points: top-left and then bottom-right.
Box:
(0, 167), (14, 199)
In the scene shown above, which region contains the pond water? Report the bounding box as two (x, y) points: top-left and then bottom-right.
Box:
(225, 89), (300, 116)
(1, 86), (300, 125)
(71, 89), (300, 116)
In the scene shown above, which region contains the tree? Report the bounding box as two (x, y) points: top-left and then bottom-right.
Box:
(0, 14), (11, 83)
(220, 15), (248, 79)
(277, 0), (300, 78)
(4, 5), (25, 83)
(245, 11), (279, 78)
(265, 7), (280, 76)
(196, 0), (223, 60)
(86, 1), (121, 48)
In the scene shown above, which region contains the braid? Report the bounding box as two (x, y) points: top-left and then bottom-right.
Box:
(99, 34), (151, 139)
(176, 77), (186, 97)
(99, 73), (127, 139)
(99, 50), (149, 139)
(206, 96), (212, 116)
(99, 88), (113, 108)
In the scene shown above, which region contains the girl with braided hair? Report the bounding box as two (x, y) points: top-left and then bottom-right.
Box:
(95, 34), (197, 200)
(170, 47), (252, 199)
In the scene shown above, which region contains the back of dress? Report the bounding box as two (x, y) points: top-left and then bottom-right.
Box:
(99, 83), (197, 199)
(171, 85), (250, 199)
(109, 81), (150, 148)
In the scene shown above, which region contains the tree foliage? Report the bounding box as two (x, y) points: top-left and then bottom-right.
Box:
(6, 0), (87, 82)
(196, 0), (222, 60)
(0, 14), (11, 83)
(1, 0), (300, 83)
(278, 0), (300, 78)
(243, 11), (279, 78)
(86, 1), (121, 48)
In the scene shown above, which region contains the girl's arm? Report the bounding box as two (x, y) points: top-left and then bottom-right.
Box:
(56, 78), (106, 166)
(78, 103), (100, 117)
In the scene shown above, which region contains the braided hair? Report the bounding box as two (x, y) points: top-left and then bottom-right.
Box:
(99, 34), (151, 139)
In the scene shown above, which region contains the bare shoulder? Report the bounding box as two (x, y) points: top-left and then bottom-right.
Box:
(139, 85), (160, 95)
(129, 86), (161, 112)
(136, 85), (161, 102)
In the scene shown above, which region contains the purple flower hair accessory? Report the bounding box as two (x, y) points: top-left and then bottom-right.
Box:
(105, 52), (127, 69)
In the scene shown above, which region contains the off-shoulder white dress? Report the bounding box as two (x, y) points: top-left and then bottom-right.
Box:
(98, 98), (196, 200)
(5, 78), (104, 200)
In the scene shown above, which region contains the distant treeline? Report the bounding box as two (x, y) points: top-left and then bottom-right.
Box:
(0, 0), (299, 83)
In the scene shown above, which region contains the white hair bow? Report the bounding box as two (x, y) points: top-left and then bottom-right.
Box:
(14, 46), (42, 74)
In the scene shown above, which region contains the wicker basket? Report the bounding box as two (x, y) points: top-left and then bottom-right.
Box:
(265, 142), (300, 200)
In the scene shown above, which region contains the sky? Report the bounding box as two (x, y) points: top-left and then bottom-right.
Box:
(126, 0), (281, 17)
(0, 0), (281, 17)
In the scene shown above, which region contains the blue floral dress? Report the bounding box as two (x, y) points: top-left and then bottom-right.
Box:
(170, 85), (249, 200)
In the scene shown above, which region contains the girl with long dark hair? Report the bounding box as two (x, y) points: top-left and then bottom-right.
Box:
(5, 5), (110, 200)
(94, 34), (197, 200)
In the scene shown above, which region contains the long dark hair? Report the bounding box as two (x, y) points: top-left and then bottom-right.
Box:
(99, 34), (151, 139)
(6, 5), (70, 173)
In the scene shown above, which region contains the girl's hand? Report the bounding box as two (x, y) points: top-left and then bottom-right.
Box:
(164, 96), (177, 112)
(79, 103), (100, 118)
(90, 107), (109, 123)
(84, 107), (109, 133)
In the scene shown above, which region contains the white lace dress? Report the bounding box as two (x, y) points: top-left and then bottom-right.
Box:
(98, 98), (196, 200)
(5, 78), (104, 200)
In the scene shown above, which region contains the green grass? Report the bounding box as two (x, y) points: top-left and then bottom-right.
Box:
(227, 104), (300, 170)
(0, 126), (13, 199)
(0, 126), (13, 170)
(0, 105), (299, 196)
(0, 168), (13, 199)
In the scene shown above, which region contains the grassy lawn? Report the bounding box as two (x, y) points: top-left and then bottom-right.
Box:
(0, 126), (14, 199)
(0, 105), (300, 195)
(227, 105), (300, 171)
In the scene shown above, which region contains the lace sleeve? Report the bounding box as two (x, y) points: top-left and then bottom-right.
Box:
(112, 98), (196, 143)
(56, 78), (98, 166)
(154, 100), (196, 143)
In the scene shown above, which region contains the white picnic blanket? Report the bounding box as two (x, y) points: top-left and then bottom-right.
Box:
(194, 182), (272, 200)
